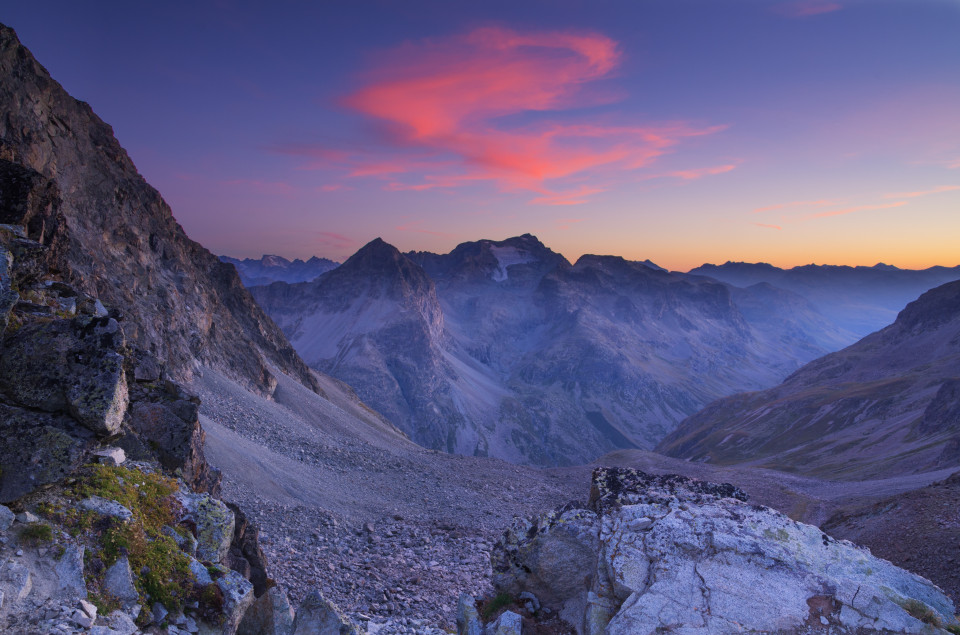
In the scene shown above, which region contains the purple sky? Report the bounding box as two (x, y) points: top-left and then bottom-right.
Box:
(4, 1), (960, 270)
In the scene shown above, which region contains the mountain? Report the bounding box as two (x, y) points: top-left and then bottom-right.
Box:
(0, 24), (317, 396)
(690, 261), (960, 337)
(219, 254), (339, 287)
(254, 234), (850, 465)
(658, 279), (960, 479)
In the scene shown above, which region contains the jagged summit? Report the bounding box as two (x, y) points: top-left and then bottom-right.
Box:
(408, 233), (569, 285)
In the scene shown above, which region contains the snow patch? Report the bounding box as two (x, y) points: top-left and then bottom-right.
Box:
(489, 246), (536, 282)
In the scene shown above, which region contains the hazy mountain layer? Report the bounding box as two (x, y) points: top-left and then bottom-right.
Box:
(659, 280), (960, 479)
(690, 261), (960, 337)
(219, 254), (339, 287)
(255, 234), (850, 465)
(0, 24), (317, 396)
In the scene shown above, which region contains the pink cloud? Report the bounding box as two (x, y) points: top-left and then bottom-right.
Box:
(294, 27), (726, 204)
(313, 231), (355, 250)
(531, 186), (606, 206)
(775, 1), (842, 18)
(663, 163), (737, 181)
(753, 199), (839, 214)
(317, 184), (350, 192)
(808, 200), (907, 219)
(883, 185), (960, 199)
(554, 218), (585, 230)
(752, 222), (783, 230)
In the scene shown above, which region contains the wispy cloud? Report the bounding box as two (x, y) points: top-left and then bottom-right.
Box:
(317, 184), (350, 192)
(883, 185), (960, 199)
(554, 218), (585, 230)
(313, 232), (355, 250)
(530, 186), (606, 206)
(775, 1), (842, 18)
(808, 201), (907, 219)
(753, 199), (839, 214)
(752, 222), (782, 230)
(663, 163), (737, 181)
(288, 27), (727, 205)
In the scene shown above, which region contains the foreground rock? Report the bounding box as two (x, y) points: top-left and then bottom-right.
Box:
(491, 467), (959, 634)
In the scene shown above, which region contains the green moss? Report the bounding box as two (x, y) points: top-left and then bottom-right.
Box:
(897, 598), (942, 628)
(101, 523), (193, 611)
(947, 624), (960, 635)
(73, 464), (179, 535)
(481, 592), (514, 619)
(19, 522), (53, 545)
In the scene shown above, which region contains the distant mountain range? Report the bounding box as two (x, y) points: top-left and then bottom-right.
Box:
(252, 235), (856, 465)
(688, 261), (960, 337)
(220, 254), (339, 286)
(659, 279), (960, 479)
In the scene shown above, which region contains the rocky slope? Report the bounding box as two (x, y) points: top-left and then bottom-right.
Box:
(479, 468), (959, 634)
(690, 261), (960, 337)
(659, 279), (960, 479)
(0, 23), (318, 397)
(254, 234), (852, 465)
(219, 255), (339, 288)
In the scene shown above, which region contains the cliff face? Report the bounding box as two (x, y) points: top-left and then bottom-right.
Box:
(0, 23), (318, 396)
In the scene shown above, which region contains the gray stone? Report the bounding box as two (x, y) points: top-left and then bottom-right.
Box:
(93, 446), (127, 466)
(105, 610), (139, 635)
(491, 611), (521, 635)
(0, 504), (14, 531)
(164, 524), (198, 557)
(293, 590), (361, 635)
(187, 557), (213, 586)
(103, 556), (139, 604)
(55, 544), (85, 598)
(455, 594), (481, 635)
(0, 560), (32, 602)
(79, 598), (99, 620)
(81, 496), (133, 521)
(494, 468), (960, 635)
(238, 585), (296, 635)
(216, 569), (255, 635)
(152, 601), (169, 624)
(175, 491), (235, 563)
(15, 511), (39, 523)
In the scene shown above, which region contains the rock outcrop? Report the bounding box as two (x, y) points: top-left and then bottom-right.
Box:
(0, 23), (319, 397)
(490, 467), (959, 634)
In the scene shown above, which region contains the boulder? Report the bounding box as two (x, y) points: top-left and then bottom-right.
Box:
(238, 585), (296, 635)
(493, 467), (960, 635)
(0, 561), (32, 602)
(0, 315), (128, 436)
(456, 594), (481, 635)
(292, 590), (361, 635)
(0, 404), (94, 503)
(490, 611), (522, 635)
(215, 569), (255, 635)
(55, 544), (86, 599)
(93, 446), (127, 466)
(0, 504), (14, 531)
(176, 491), (235, 564)
(103, 556), (139, 605)
(81, 496), (134, 522)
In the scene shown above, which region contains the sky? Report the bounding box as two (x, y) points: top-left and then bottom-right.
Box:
(3, 0), (960, 270)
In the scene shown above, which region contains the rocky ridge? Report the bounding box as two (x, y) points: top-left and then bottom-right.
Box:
(659, 279), (960, 478)
(218, 256), (339, 288)
(254, 234), (853, 466)
(479, 468), (959, 634)
(0, 23), (318, 397)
